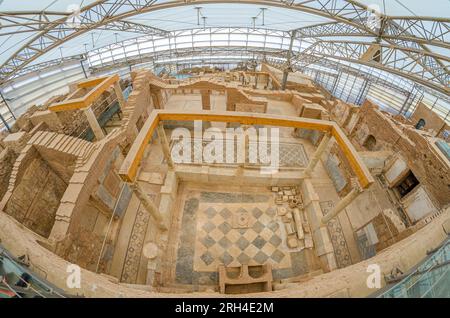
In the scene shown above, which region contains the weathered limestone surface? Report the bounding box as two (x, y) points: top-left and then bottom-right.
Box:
(4, 157), (66, 237)
(1, 65), (449, 298)
(0, 148), (16, 200)
(350, 100), (450, 208)
(1, 199), (447, 298)
(410, 102), (450, 141)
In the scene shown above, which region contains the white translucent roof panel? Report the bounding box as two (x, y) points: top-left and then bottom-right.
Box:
(356, 0), (450, 18)
(0, 0), (97, 11)
(0, 2), (332, 66)
(127, 3), (331, 31)
(0, 0), (448, 84)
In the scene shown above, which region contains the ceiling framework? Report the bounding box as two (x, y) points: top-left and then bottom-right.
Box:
(0, 0), (449, 95)
(0, 11), (169, 37)
(85, 27), (307, 71)
(294, 19), (450, 50)
(11, 55), (85, 79)
(293, 40), (450, 95)
(280, 57), (413, 97)
(91, 46), (286, 73)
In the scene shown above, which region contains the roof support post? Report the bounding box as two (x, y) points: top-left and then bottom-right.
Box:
(131, 181), (167, 231)
(113, 81), (126, 110)
(83, 107), (105, 141)
(304, 132), (331, 177)
(157, 123), (174, 169)
(321, 178), (362, 225)
(282, 30), (297, 90)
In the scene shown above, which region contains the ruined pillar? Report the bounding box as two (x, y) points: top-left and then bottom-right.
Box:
(200, 89), (211, 110)
(304, 133), (331, 177)
(131, 181), (167, 231)
(226, 88), (235, 111)
(321, 178), (362, 224)
(83, 107), (105, 141)
(152, 90), (163, 109)
(113, 81), (126, 110)
(157, 123), (174, 169)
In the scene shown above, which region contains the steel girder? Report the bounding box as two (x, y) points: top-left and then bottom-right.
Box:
(0, 11), (169, 37)
(293, 19), (450, 94)
(299, 59), (412, 97)
(90, 45), (287, 73)
(294, 19), (450, 50)
(0, 0), (449, 91)
(11, 56), (86, 79)
(293, 40), (450, 95)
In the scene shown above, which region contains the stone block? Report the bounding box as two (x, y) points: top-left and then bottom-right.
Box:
(2, 132), (28, 153)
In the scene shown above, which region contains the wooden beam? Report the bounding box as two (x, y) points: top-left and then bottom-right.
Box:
(331, 122), (374, 188)
(157, 110), (332, 131)
(118, 110), (374, 189)
(77, 74), (119, 89)
(119, 111), (159, 182)
(48, 75), (120, 112)
(48, 98), (87, 112)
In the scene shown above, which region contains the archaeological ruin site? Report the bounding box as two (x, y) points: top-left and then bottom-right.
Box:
(0, 0), (449, 299)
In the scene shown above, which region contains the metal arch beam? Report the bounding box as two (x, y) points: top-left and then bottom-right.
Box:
(89, 45), (288, 72)
(293, 40), (450, 95)
(1, 0), (449, 84)
(293, 20), (450, 89)
(0, 11), (169, 36)
(0, 0), (423, 82)
(292, 58), (413, 97)
(293, 40), (450, 86)
(86, 40), (414, 98)
(315, 40), (450, 63)
(294, 19), (450, 50)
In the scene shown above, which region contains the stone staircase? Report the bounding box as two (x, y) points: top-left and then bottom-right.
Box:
(0, 131), (99, 210)
(27, 131), (98, 164)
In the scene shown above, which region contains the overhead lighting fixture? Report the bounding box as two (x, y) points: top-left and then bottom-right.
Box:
(252, 17), (257, 29)
(195, 7), (202, 25)
(260, 8), (267, 26)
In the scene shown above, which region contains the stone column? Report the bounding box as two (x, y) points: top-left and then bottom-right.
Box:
(83, 107), (105, 141)
(200, 89), (211, 110)
(321, 178), (362, 224)
(131, 181), (167, 231)
(113, 81), (126, 110)
(157, 123), (174, 169)
(304, 133), (331, 177)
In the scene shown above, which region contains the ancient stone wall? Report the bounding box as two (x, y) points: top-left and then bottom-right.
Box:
(350, 100), (450, 208)
(371, 209), (413, 252)
(4, 153), (67, 238)
(0, 148), (16, 200)
(322, 141), (354, 196)
(410, 102), (450, 141)
(119, 70), (155, 151)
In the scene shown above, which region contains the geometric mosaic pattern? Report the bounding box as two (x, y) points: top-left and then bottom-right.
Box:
(171, 140), (308, 167)
(121, 206), (150, 283)
(248, 142), (308, 167)
(194, 203), (291, 272)
(175, 192), (309, 286)
(320, 201), (353, 269)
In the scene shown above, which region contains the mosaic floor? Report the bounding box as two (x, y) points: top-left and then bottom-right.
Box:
(170, 140), (308, 167)
(175, 190), (308, 285)
(320, 201), (353, 268)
